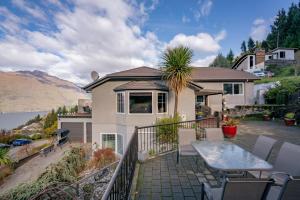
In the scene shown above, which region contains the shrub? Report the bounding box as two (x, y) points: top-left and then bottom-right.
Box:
(0, 147), (86, 200)
(44, 121), (57, 137)
(0, 134), (30, 144)
(155, 115), (181, 144)
(0, 148), (11, 165)
(285, 112), (295, 119)
(223, 119), (239, 126)
(29, 133), (42, 140)
(88, 148), (116, 169)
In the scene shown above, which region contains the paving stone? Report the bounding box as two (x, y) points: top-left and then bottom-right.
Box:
(183, 188), (195, 197)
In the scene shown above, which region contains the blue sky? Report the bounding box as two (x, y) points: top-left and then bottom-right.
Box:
(0, 0), (298, 84)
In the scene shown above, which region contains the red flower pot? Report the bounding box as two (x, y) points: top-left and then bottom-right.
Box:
(263, 115), (271, 121)
(284, 119), (295, 126)
(222, 125), (237, 138)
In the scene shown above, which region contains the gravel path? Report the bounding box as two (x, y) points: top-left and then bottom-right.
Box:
(0, 143), (73, 194)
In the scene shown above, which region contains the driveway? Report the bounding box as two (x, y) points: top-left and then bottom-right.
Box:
(0, 143), (74, 194)
(234, 120), (300, 164)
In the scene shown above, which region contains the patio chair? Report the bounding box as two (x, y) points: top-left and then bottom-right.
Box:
(177, 128), (198, 163)
(204, 128), (224, 141)
(201, 178), (273, 200)
(252, 135), (277, 161)
(267, 176), (300, 200)
(249, 142), (300, 184)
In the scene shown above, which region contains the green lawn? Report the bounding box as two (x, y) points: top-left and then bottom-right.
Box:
(255, 76), (300, 84)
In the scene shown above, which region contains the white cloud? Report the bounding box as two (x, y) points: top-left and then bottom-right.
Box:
(0, 0), (225, 85)
(194, 0), (213, 20)
(250, 18), (269, 41)
(168, 30), (226, 53)
(192, 55), (217, 67)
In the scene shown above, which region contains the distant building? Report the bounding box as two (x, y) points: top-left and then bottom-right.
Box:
(232, 48), (298, 73)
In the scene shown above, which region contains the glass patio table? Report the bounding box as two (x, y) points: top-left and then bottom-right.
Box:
(191, 141), (273, 172)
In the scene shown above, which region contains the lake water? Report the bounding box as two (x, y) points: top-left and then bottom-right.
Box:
(0, 111), (49, 130)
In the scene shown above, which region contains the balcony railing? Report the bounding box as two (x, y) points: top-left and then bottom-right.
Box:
(101, 117), (219, 200)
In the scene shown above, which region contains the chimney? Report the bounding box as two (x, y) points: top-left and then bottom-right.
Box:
(255, 49), (265, 64)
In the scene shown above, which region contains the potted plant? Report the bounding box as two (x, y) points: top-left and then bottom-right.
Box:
(196, 112), (204, 120)
(222, 119), (239, 138)
(263, 110), (271, 121)
(284, 112), (296, 126)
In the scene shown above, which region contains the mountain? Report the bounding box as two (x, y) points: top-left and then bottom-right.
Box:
(0, 70), (88, 112)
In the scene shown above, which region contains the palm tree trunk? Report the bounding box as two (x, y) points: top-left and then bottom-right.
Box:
(174, 92), (178, 117)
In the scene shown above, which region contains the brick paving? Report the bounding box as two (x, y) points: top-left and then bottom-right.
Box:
(135, 120), (300, 200)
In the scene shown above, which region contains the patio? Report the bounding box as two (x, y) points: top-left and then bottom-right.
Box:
(133, 120), (300, 200)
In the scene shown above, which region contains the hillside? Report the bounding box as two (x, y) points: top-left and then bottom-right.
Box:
(0, 70), (88, 112)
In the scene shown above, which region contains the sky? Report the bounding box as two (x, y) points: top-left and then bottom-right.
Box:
(0, 0), (298, 85)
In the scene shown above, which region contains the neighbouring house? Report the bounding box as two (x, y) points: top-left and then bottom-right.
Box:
(57, 99), (92, 143)
(232, 48), (298, 72)
(77, 66), (258, 154)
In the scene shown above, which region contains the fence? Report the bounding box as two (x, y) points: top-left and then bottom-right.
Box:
(137, 117), (219, 156)
(101, 128), (138, 200)
(101, 117), (219, 200)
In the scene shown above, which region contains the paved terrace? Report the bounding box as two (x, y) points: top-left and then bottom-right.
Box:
(133, 121), (300, 200)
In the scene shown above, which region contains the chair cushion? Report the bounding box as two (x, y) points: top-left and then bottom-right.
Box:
(266, 186), (281, 200)
(204, 182), (223, 200)
(180, 145), (198, 156)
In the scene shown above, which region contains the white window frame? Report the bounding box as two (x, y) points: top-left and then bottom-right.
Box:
(128, 91), (153, 115)
(157, 92), (168, 114)
(116, 92), (125, 114)
(100, 133), (124, 155)
(223, 82), (244, 96)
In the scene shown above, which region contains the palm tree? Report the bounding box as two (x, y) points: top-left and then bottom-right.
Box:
(0, 148), (11, 166)
(161, 46), (193, 117)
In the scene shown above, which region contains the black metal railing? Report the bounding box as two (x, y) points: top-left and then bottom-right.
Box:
(101, 128), (138, 200)
(101, 117), (219, 200)
(137, 117), (219, 156)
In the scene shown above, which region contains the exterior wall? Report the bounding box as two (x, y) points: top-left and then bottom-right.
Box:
(236, 57), (248, 71)
(91, 81), (177, 150)
(196, 82), (255, 111)
(272, 49), (295, 60)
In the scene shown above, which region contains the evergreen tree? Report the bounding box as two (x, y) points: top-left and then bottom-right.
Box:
(266, 9), (287, 49)
(241, 41), (247, 53)
(62, 106), (67, 115)
(209, 53), (231, 68)
(226, 49), (234, 64)
(247, 37), (255, 52)
(261, 40), (269, 51)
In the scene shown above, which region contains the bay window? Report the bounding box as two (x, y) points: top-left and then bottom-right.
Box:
(158, 92), (167, 113)
(129, 92), (152, 113)
(117, 92), (124, 113)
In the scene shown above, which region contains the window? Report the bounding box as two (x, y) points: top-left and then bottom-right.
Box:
(268, 55), (272, 60)
(223, 83), (243, 95)
(129, 92), (152, 113)
(196, 95), (204, 105)
(280, 51), (285, 58)
(102, 134), (115, 150)
(117, 134), (123, 155)
(158, 92), (167, 113)
(249, 56), (254, 69)
(117, 92), (124, 113)
(223, 83), (233, 95)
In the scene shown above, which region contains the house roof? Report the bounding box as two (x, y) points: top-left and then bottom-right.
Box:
(83, 66), (258, 91)
(114, 81), (169, 91)
(196, 89), (223, 96)
(191, 67), (258, 81)
(270, 47), (298, 52)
